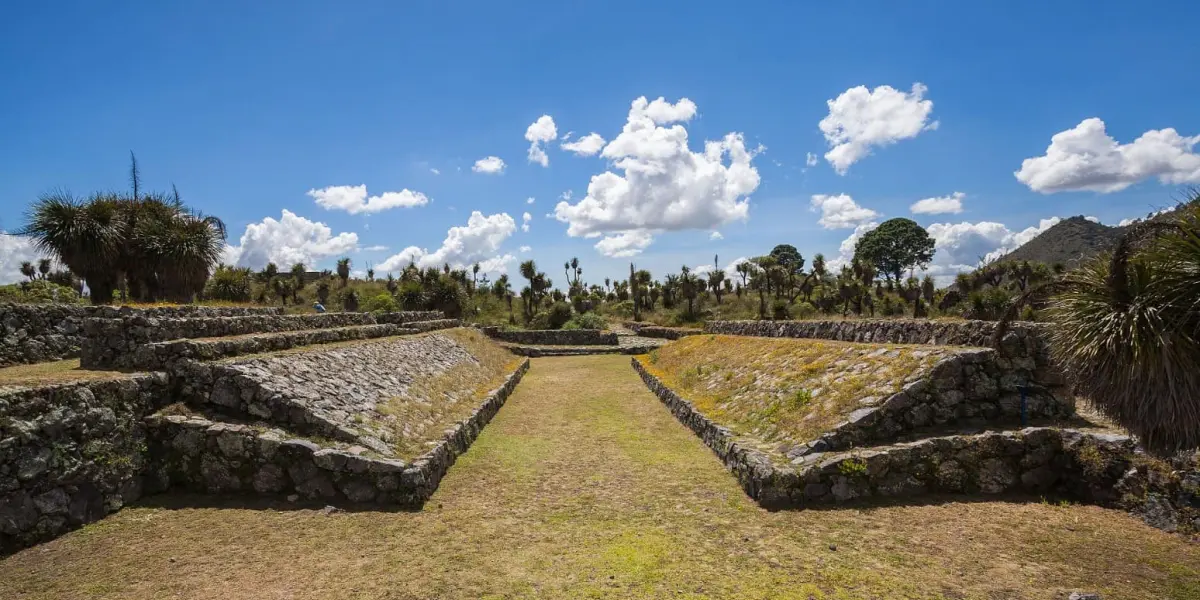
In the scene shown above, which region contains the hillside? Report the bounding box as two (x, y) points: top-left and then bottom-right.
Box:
(998, 216), (1123, 267)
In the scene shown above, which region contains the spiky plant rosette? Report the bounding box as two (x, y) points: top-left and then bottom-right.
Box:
(1044, 204), (1200, 457)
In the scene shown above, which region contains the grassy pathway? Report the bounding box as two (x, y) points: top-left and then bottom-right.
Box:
(2, 355), (1197, 599)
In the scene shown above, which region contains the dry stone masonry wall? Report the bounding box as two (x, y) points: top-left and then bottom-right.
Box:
(623, 322), (703, 340)
(0, 375), (171, 553)
(81, 311), (454, 369)
(171, 334), (493, 456)
(0, 304), (283, 368)
(143, 359), (529, 508)
(482, 327), (618, 346)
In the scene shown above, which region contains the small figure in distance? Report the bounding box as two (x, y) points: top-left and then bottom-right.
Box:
(313, 301), (326, 313)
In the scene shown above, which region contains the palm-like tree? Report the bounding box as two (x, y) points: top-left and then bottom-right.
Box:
(19, 261), (36, 282)
(37, 259), (51, 280)
(336, 258), (351, 287)
(996, 201), (1200, 455)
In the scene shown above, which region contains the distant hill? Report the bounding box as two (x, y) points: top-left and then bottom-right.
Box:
(996, 201), (1193, 268)
(997, 216), (1124, 268)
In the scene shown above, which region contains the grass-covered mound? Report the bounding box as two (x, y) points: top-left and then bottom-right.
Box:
(637, 334), (957, 450)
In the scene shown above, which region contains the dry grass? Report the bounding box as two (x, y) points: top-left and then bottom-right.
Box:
(378, 328), (524, 459)
(0, 359), (136, 389)
(1, 355), (1195, 599)
(639, 335), (956, 447)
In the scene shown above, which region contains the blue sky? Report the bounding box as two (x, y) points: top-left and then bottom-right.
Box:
(3, 0), (1199, 285)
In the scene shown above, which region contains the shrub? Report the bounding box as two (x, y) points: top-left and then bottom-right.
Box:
(365, 292), (399, 313)
(0, 280), (85, 304)
(545, 301), (573, 329)
(772, 299), (789, 320)
(838, 457), (868, 478)
(396, 280), (425, 311)
(427, 275), (466, 318)
(793, 301), (817, 319)
(562, 312), (607, 330)
(341, 289), (360, 312)
(205, 265), (253, 302)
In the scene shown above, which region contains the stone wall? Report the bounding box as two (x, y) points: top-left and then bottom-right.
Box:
(0, 375), (171, 553)
(484, 328), (618, 346)
(80, 311), (448, 369)
(633, 359), (1122, 507)
(785, 347), (1074, 456)
(0, 303), (284, 368)
(170, 332), (487, 456)
(103, 324), (410, 371)
(143, 359), (530, 507)
(623, 322), (703, 340)
(706, 319), (1064, 394)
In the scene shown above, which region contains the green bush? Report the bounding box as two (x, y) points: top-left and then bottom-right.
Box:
(0, 280), (85, 304)
(427, 275), (466, 318)
(205, 265), (253, 302)
(793, 301), (817, 319)
(772, 299), (789, 320)
(545, 301), (573, 329)
(365, 292), (399, 313)
(562, 312), (607, 330)
(396, 280), (425, 311)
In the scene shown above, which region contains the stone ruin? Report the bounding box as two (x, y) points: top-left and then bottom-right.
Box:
(635, 319), (1199, 532)
(0, 304), (535, 553)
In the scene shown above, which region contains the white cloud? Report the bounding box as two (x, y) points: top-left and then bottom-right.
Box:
(519, 245), (532, 253)
(810, 194), (881, 229)
(710, 231), (723, 240)
(921, 217), (1062, 281)
(360, 245), (389, 252)
(0, 233), (54, 285)
(554, 96), (759, 256)
(473, 156), (506, 174)
(820, 83), (937, 174)
(805, 152), (819, 167)
(223, 210), (359, 269)
(828, 222), (880, 271)
(522, 212), (532, 232)
(1118, 206), (1175, 227)
(594, 230), (654, 258)
(562, 133), (607, 156)
(526, 197), (535, 205)
(525, 115), (558, 167)
(1015, 118), (1200, 193)
(910, 192), (965, 215)
(430, 168), (440, 175)
(377, 211), (516, 275)
(308, 184), (429, 215)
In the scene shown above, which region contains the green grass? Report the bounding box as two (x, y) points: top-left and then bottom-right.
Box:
(0, 359), (137, 388)
(638, 335), (956, 448)
(1, 355), (1196, 599)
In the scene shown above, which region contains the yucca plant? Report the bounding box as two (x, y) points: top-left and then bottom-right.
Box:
(996, 198), (1200, 456)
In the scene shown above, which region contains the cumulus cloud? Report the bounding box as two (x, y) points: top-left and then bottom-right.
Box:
(910, 192), (965, 215)
(805, 152), (819, 167)
(920, 217), (1064, 283)
(526, 197), (535, 205)
(1118, 206), (1175, 227)
(308, 184), (429, 215)
(1014, 118), (1200, 193)
(360, 245), (389, 252)
(554, 96), (760, 255)
(694, 256), (759, 283)
(594, 230), (653, 258)
(0, 233), (54, 285)
(820, 83), (937, 174)
(377, 211), (516, 274)
(810, 194), (881, 229)
(473, 156), (506, 174)
(827, 222), (880, 271)
(710, 231), (723, 240)
(522, 212), (532, 232)
(519, 245), (532, 253)
(524, 115), (558, 167)
(223, 210), (359, 269)
(430, 168), (440, 175)
(562, 133), (607, 156)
